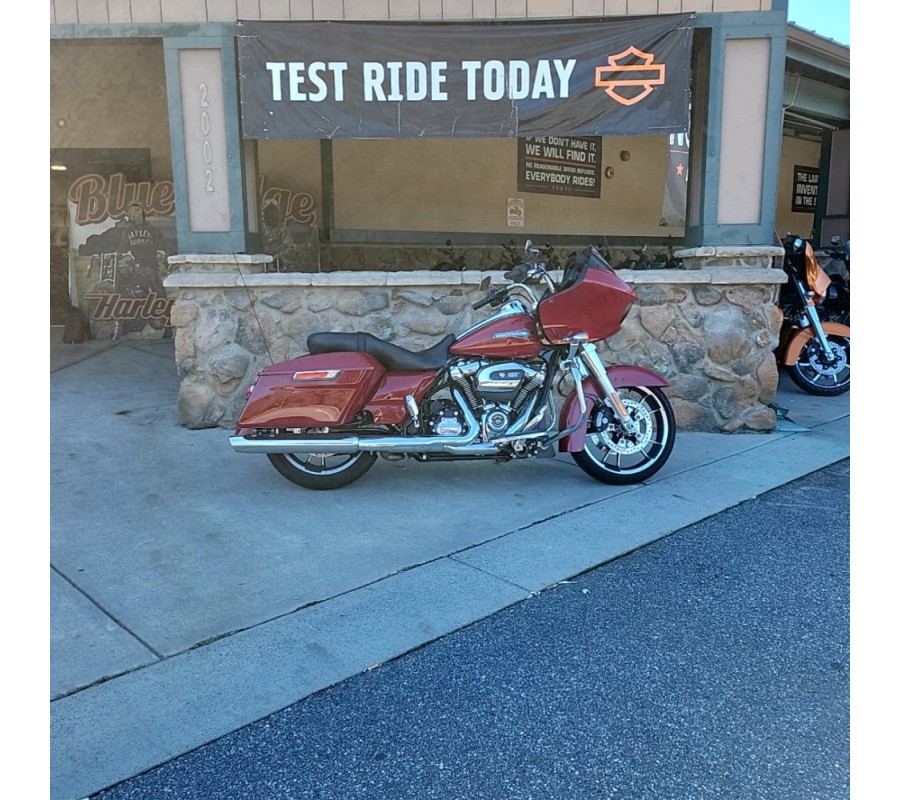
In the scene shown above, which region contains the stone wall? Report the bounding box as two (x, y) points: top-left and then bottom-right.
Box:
(164, 261), (786, 433)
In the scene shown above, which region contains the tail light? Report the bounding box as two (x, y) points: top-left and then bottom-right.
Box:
(292, 369), (342, 381)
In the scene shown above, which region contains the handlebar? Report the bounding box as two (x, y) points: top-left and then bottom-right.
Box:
(471, 294), (491, 311)
(472, 287), (506, 311)
(472, 240), (558, 312)
(503, 264), (528, 283)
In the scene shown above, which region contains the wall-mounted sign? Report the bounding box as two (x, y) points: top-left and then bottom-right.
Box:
(517, 136), (601, 198)
(507, 197), (525, 227)
(791, 165), (819, 213)
(236, 16), (695, 139)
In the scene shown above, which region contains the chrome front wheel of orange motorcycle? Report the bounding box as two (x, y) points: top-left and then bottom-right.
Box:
(789, 334), (850, 396)
(572, 386), (676, 485)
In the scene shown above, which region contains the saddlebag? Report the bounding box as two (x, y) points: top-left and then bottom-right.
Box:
(237, 351), (386, 429)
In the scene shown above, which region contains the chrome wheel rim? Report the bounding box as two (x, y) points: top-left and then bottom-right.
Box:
(797, 338), (849, 388)
(284, 452), (362, 476)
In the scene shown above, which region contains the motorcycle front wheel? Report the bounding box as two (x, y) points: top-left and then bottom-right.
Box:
(788, 334), (850, 396)
(572, 386), (676, 485)
(268, 450), (377, 490)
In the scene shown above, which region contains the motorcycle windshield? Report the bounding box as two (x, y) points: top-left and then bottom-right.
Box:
(804, 243), (831, 300)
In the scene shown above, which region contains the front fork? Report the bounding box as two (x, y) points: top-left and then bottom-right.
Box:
(804, 301), (836, 361)
(563, 340), (639, 435)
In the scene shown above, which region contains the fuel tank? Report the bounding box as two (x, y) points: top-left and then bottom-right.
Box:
(450, 310), (542, 358)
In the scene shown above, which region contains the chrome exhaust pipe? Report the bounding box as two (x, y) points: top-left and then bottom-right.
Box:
(230, 435), (362, 455)
(230, 389), (487, 456)
(229, 433), (492, 455)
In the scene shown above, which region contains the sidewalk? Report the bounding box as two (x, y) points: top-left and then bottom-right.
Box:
(50, 338), (850, 800)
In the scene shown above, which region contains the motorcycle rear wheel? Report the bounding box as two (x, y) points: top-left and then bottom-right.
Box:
(788, 334), (850, 396)
(268, 450), (377, 490)
(572, 386), (676, 485)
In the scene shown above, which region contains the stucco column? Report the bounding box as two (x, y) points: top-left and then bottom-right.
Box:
(163, 35), (256, 255)
(686, 8), (788, 249)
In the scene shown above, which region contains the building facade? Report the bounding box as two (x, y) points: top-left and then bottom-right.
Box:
(50, 0), (849, 431)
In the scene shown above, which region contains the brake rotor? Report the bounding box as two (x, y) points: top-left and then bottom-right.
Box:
(594, 399), (654, 455)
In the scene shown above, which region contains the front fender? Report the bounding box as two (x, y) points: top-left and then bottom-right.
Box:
(782, 321), (850, 366)
(558, 366), (669, 453)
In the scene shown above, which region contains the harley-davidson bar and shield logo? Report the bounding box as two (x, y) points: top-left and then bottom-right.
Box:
(595, 46), (667, 106)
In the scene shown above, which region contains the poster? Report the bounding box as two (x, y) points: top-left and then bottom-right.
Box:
(791, 165), (819, 213)
(68, 174), (177, 340)
(517, 136), (601, 198)
(65, 173), (321, 339)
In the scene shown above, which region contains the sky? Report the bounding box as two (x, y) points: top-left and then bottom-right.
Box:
(785, 0), (850, 46)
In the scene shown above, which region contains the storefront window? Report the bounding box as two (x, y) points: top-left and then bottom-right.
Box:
(50, 40), (175, 339)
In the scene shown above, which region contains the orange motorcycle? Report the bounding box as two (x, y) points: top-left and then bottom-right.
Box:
(775, 234), (850, 396)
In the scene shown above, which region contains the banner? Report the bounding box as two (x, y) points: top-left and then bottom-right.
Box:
(659, 130), (689, 227)
(237, 15), (694, 139)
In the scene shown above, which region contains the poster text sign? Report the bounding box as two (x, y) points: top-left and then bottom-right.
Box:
(518, 136), (601, 198)
(792, 165), (819, 213)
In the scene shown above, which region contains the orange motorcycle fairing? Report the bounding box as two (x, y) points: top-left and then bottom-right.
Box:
(780, 321), (851, 366)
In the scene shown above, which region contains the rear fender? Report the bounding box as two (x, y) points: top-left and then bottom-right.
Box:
(781, 321), (850, 366)
(558, 366), (669, 453)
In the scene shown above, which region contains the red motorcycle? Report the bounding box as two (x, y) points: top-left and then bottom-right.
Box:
(230, 241), (676, 490)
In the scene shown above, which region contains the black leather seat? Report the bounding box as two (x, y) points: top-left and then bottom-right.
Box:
(307, 332), (456, 372)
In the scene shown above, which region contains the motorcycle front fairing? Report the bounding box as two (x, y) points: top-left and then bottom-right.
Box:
(557, 368), (670, 452)
(538, 260), (635, 344)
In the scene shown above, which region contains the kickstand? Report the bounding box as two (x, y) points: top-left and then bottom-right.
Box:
(769, 403), (793, 421)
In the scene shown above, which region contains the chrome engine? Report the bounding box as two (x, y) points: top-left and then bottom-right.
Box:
(424, 358), (548, 440)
